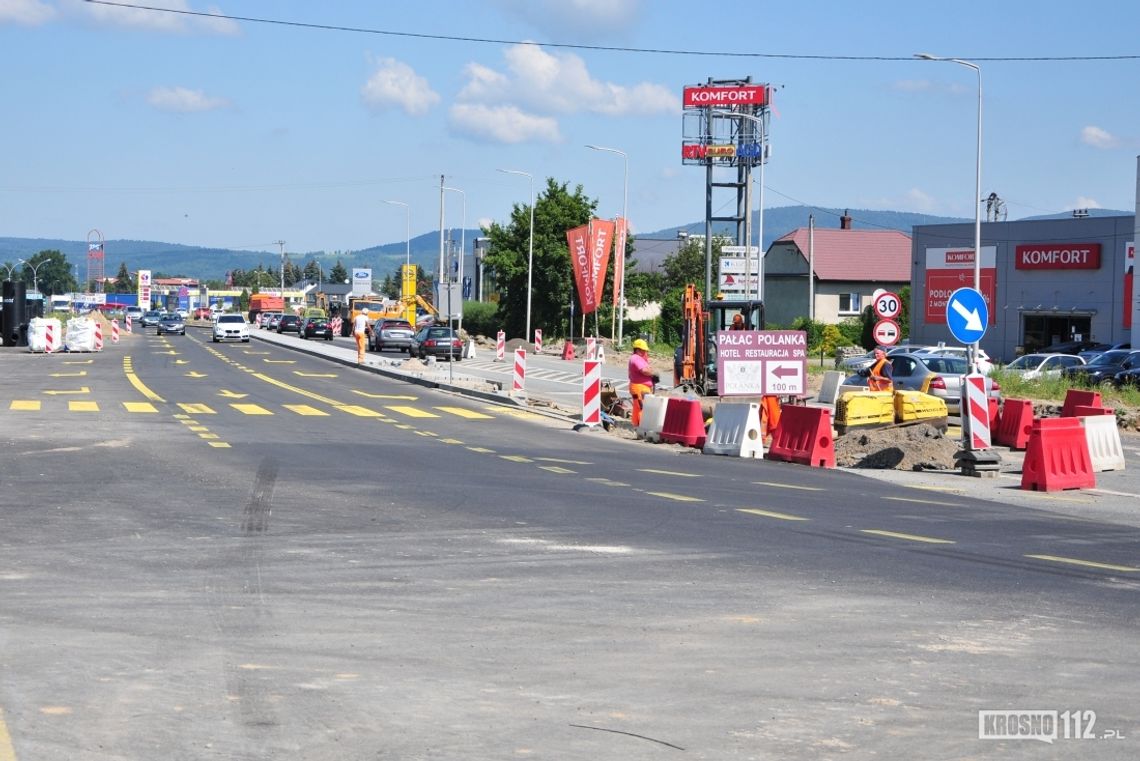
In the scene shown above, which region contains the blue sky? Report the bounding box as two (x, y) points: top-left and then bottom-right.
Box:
(2, 0), (1138, 255)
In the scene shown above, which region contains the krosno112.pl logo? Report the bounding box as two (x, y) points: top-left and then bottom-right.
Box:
(978, 710), (1122, 743)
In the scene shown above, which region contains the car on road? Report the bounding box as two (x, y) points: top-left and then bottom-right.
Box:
(212, 313), (250, 343)
(259, 311), (282, 329)
(843, 352), (1000, 416)
(125, 306), (145, 324)
(370, 319), (416, 353)
(1061, 349), (1139, 387)
(1041, 339), (1112, 355)
(265, 313), (283, 330)
(409, 325), (463, 361)
(276, 315), (301, 334)
(1111, 353), (1140, 388)
(192, 307), (212, 320)
(299, 316), (333, 341)
(1002, 353), (1085, 380)
(156, 313), (186, 336)
(916, 346), (994, 375)
(139, 309), (164, 328)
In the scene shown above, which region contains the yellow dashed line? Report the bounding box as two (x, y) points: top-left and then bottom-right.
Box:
(538, 466), (576, 474)
(586, 477), (629, 487)
(173, 414), (190, 420)
(284, 404), (329, 416)
(198, 433), (220, 440)
(536, 457), (591, 465)
(434, 406), (493, 419)
(500, 455), (533, 463)
(68, 401), (99, 412)
(231, 404), (272, 415)
(414, 431), (438, 437)
(752, 481), (823, 491)
(467, 446), (495, 453)
(737, 508), (809, 522)
(386, 405), (440, 418)
(0, 706), (17, 761)
(394, 424), (413, 430)
(884, 496), (964, 507)
(647, 491), (705, 502)
(639, 469), (701, 478)
(1025, 554), (1139, 573)
(335, 405), (383, 417)
(187, 426), (209, 432)
(123, 402), (158, 413)
(439, 438), (463, 445)
(10, 400), (40, 411)
(861, 529), (956, 545)
(208, 442), (232, 448)
(178, 403), (216, 414)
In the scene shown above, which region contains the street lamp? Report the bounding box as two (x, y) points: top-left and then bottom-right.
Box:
(498, 168), (535, 339)
(383, 200), (412, 268)
(1, 261), (16, 280)
(275, 239), (286, 291)
(915, 52), (983, 371)
(708, 111), (769, 302)
(442, 186), (466, 332)
(586, 144), (629, 346)
(18, 258), (43, 294)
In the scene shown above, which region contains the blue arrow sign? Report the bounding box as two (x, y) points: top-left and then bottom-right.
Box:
(946, 287), (989, 344)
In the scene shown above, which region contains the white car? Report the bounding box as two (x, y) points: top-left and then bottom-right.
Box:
(1002, 353), (1084, 380)
(917, 346), (994, 375)
(212, 313), (250, 343)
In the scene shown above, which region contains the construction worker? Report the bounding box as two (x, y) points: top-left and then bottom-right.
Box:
(730, 313), (746, 330)
(627, 338), (659, 427)
(352, 310), (370, 364)
(862, 348), (894, 391)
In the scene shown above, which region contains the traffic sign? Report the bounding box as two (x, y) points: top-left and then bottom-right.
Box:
(945, 287), (989, 344)
(872, 319), (901, 346)
(873, 291), (902, 319)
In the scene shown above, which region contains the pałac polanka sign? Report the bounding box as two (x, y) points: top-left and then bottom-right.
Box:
(715, 330), (807, 396)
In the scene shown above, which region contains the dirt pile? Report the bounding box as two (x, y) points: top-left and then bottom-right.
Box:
(834, 424), (960, 470)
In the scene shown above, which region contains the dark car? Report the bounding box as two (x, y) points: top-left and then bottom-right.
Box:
(1062, 349), (1139, 387)
(409, 326), (463, 361)
(139, 309), (164, 327)
(1041, 339), (1112, 355)
(1111, 353), (1140, 388)
(298, 316), (333, 341)
(156, 313), (185, 336)
(370, 319), (415, 353)
(276, 315), (301, 334)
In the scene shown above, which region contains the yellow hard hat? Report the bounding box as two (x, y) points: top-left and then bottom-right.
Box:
(632, 338), (649, 351)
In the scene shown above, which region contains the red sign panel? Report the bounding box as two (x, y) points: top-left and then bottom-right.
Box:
(873, 319), (901, 346)
(1015, 243), (1101, 270)
(683, 85), (769, 108)
(566, 224), (596, 314)
(925, 270), (996, 324)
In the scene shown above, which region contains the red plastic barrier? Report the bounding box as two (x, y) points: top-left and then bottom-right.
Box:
(988, 396), (1000, 434)
(765, 405), (835, 468)
(993, 398), (1033, 450)
(659, 398), (706, 448)
(1061, 389), (1101, 417)
(561, 341), (575, 360)
(1072, 405), (1113, 417)
(1020, 417), (1095, 492)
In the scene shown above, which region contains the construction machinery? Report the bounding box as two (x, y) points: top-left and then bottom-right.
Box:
(674, 283), (765, 396)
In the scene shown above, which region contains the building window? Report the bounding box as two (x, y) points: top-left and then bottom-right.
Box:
(838, 293), (861, 315)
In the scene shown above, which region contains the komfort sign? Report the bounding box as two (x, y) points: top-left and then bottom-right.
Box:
(1015, 243), (1101, 269)
(715, 330), (807, 397)
(683, 85), (769, 107)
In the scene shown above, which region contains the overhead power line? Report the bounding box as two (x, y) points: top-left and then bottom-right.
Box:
(83, 1), (1140, 61)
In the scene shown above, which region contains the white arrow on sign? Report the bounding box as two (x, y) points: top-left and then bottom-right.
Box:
(951, 298), (984, 331)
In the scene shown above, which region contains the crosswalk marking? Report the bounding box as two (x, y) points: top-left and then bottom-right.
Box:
(284, 404), (329, 416)
(335, 405), (383, 417)
(123, 402), (158, 413)
(178, 403), (216, 414)
(434, 406), (492, 419)
(68, 401), (99, 412)
(500, 455), (533, 463)
(387, 405), (440, 418)
(231, 403), (273, 415)
(208, 442), (231, 448)
(10, 400), (40, 411)
(187, 425), (209, 432)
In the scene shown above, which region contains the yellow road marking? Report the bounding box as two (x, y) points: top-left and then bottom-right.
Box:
(187, 426), (209, 432)
(124, 355), (164, 402)
(63, 359), (93, 364)
(467, 446), (495, 453)
(353, 390), (417, 400)
(263, 359), (295, 364)
(49, 370), (87, 377)
(434, 406), (493, 419)
(586, 477), (629, 487)
(752, 481), (823, 491)
(1025, 554), (1139, 573)
(68, 401), (99, 412)
(387, 405), (440, 418)
(159, 350), (180, 355)
(218, 390), (248, 399)
(243, 350), (269, 355)
(198, 433), (219, 440)
(415, 431), (439, 437)
(485, 407), (541, 419)
(648, 491), (704, 502)
(284, 404), (329, 416)
(0, 706), (16, 761)
(861, 529), (956, 545)
(536, 457), (591, 465)
(294, 371), (338, 378)
(884, 496), (963, 507)
(185, 371), (207, 378)
(538, 465), (575, 474)
(394, 423), (413, 429)
(500, 455), (533, 463)
(173, 414), (190, 420)
(43, 387), (90, 396)
(174, 360), (189, 365)
(737, 508), (809, 521)
(253, 373), (341, 405)
(10, 400), (40, 411)
(639, 469), (700, 478)
(178, 404), (216, 415)
(335, 405), (383, 417)
(231, 404), (272, 415)
(123, 402), (158, 413)
(208, 442), (231, 448)
(439, 438), (463, 445)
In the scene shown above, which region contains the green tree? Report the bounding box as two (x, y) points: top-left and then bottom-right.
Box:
(483, 178), (596, 338)
(660, 237), (724, 292)
(111, 262), (134, 293)
(328, 259), (348, 285)
(20, 250), (76, 296)
(303, 259), (322, 282)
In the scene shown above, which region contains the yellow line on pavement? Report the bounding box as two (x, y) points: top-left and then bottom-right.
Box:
(536, 457), (591, 465)
(335, 405), (383, 417)
(467, 446), (495, 453)
(231, 404), (272, 415)
(123, 402), (158, 413)
(434, 406), (492, 419)
(639, 469), (701, 478)
(586, 477), (629, 487)
(9, 401), (40, 411)
(387, 405), (439, 418)
(647, 492), (705, 502)
(252, 372), (342, 405)
(439, 438), (463, 445)
(752, 481), (823, 491)
(861, 529), (956, 545)
(1025, 554), (1139, 573)
(737, 508), (809, 522)
(284, 404), (329, 416)
(68, 401), (98, 412)
(208, 442), (231, 448)
(884, 496), (964, 507)
(124, 356), (164, 402)
(187, 426), (209, 432)
(178, 403), (216, 414)
(500, 455), (533, 463)
(0, 706), (16, 761)
(539, 466), (576, 474)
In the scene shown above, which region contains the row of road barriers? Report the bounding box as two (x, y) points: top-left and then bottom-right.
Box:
(27, 317), (117, 353)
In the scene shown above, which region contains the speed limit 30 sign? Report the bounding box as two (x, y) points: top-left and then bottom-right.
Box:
(873, 291), (902, 320)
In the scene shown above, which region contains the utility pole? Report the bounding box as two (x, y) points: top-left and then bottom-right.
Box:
(275, 240), (286, 292)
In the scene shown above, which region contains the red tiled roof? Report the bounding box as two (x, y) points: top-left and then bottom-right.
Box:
(774, 228), (911, 281)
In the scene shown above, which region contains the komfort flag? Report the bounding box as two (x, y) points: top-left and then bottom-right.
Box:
(566, 224), (596, 314)
(612, 217), (627, 308)
(589, 218), (614, 310)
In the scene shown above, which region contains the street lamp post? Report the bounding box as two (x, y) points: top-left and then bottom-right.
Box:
(586, 144), (629, 346)
(18, 259), (43, 295)
(1, 262), (16, 280)
(915, 52), (983, 371)
(442, 186), (466, 333)
(275, 240), (287, 292)
(498, 168), (535, 339)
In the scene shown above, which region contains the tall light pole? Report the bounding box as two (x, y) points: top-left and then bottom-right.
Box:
(383, 200), (412, 268)
(586, 144), (629, 346)
(275, 239), (287, 292)
(915, 52), (983, 370)
(498, 168), (535, 339)
(443, 185), (466, 332)
(709, 111), (768, 302)
(1, 261), (16, 280)
(18, 258), (43, 295)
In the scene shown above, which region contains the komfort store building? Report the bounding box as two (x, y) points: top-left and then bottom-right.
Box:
(907, 162), (1140, 361)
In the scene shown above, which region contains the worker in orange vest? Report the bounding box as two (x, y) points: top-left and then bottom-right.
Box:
(627, 338), (659, 427)
(862, 348), (894, 391)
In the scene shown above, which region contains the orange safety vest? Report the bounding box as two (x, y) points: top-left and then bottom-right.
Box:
(868, 357), (892, 391)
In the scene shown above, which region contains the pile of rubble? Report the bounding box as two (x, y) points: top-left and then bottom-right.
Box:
(834, 424), (960, 471)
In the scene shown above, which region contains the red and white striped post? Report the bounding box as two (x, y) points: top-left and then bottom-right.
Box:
(963, 373), (991, 449)
(533, 328), (542, 354)
(125, 314), (133, 334)
(495, 330), (505, 362)
(513, 347), (526, 394)
(111, 319), (120, 344)
(585, 336), (597, 360)
(44, 323), (56, 354)
(93, 320), (104, 351)
(582, 359), (601, 426)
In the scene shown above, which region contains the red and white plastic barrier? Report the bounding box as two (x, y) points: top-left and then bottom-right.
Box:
(534, 329), (542, 354)
(513, 347), (526, 393)
(586, 336), (597, 360)
(111, 319), (120, 344)
(125, 314), (133, 334)
(93, 321), (103, 351)
(963, 373), (991, 449)
(582, 359), (601, 426)
(45, 323), (57, 353)
(495, 330), (505, 362)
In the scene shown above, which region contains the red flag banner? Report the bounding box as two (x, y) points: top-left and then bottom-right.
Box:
(589, 218), (615, 304)
(612, 217), (627, 308)
(566, 224), (597, 314)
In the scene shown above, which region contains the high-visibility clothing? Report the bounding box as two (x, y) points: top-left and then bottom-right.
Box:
(868, 357), (893, 391)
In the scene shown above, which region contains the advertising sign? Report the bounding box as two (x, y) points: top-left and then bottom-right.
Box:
(351, 268), (372, 296)
(683, 85), (769, 108)
(566, 224), (596, 314)
(137, 269), (151, 309)
(1014, 243), (1101, 270)
(715, 330), (807, 397)
(588, 218), (614, 308)
(1125, 242), (1135, 329)
(924, 247), (996, 325)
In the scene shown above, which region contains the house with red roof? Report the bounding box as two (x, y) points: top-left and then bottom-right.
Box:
(763, 212), (912, 325)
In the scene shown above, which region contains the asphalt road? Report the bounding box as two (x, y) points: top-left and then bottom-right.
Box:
(1, 328), (1137, 759)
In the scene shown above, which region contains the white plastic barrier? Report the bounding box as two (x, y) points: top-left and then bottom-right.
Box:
(1079, 415), (1126, 472)
(28, 318), (62, 353)
(704, 402), (763, 458)
(636, 393), (669, 442)
(64, 317), (99, 352)
(818, 371), (846, 405)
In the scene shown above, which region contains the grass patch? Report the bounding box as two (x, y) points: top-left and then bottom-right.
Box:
(990, 369), (1140, 408)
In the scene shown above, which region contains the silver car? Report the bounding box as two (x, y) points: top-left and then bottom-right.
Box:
(844, 352), (1000, 416)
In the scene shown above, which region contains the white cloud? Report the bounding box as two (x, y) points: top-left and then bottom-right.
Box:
(457, 43), (678, 117)
(891, 79), (934, 93)
(0, 0), (56, 25)
(476, 216), (494, 230)
(1069, 196), (1103, 210)
(1081, 125), (1119, 149)
(903, 188), (938, 213)
(448, 103), (561, 144)
(361, 58), (439, 117)
(146, 86), (230, 113)
(494, 0), (640, 38)
(66, 0), (240, 35)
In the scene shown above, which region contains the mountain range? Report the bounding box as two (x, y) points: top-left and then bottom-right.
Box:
(1, 206), (1130, 282)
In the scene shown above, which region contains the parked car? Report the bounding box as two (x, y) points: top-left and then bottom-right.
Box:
(259, 311), (283, 329)
(370, 319), (415, 353)
(1062, 349), (1139, 387)
(1003, 353), (1085, 380)
(410, 325), (463, 361)
(265, 313), (283, 330)
(212, 313), (250, 343)
(139, 309), (164, 327)
(125, 306), (145, 324)
(156, 313), (186, 336)
(843, 352), (1000, 416)
(915, 346), (994, 375)
(1041, 339), (1111, 355)
(192, 307), (212, 320)
(276, 315), (301, 334)
(298, 316), (333, 340)
(839, 345), (912, 372)
(1111, 353), (1140, 388)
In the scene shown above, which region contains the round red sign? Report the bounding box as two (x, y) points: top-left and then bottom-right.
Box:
(873, 319), (901, 346)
